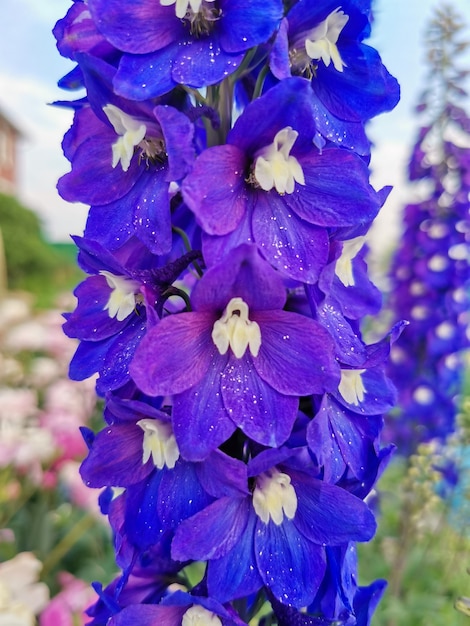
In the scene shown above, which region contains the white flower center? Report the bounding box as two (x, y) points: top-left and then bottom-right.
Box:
(181, 605), (222, 626)
(335, 236), (366, 287)
(338, 369), (366, 405)
(252, 469), (298, 525)
(99, 271), (141, 322)
(212, 297), (261, 359)
(305, 7), (349, 72)
(410, 281), (426, 296)
(137, 418), (180, 469)
(428, 254), (449, 272)
(449, 243), (469, 261)
(435, 321), (455, 340)
(426, 222), (448, 239)
(160, 0), (215, 19)
(413, 386), (434, 405)
(103, 104), (147, 172)
(254, 127), (305, 195)
(411, 305), (428, 320)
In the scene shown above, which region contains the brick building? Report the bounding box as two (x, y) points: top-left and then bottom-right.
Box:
(0, 109), (21, 196)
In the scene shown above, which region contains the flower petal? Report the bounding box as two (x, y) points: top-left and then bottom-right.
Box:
(80, 423), (150, 488)
(182, 144), (248, 236)
(172, 365), (236, 462)
(191, 243), (286, 312)
(124, 471), (165, 549)
(221, 354), (298, 447)
(110, 603), (185, 626)
(158, 462), (214, 530)
(291, 472), (376, 545)
(64, 276), (125, 341)
(130, 312), (214, 396)
(306, 399), (346, 484)
(114, 48), (178, 100)
(253, 310), (340, 395)
(218, 0), (283, 54)
(255, 519), (326, 608)
(96, 315), (147, 394)
(207, 510), (263, 602)
(58, 129), (143, 205)
(289, 149), (383, 227)
(252, 193), (329, 283)
(171, 497), (250, 561)
(88, 0), (180, 54)
(172, 35), (244, 88)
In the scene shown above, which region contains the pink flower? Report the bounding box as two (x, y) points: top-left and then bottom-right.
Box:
(59, 461), (104, 520)
(39, 573), (96, 626)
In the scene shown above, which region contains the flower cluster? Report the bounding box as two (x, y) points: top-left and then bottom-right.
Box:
(0, 294), (104, 625)
(0, 552), (49, 624)
(54, 0), (400, 623)
(0, 294), (96, 490)
(384, 5), (470, 454)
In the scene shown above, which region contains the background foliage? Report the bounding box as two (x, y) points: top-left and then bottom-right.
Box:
(0, 193), (81, 306)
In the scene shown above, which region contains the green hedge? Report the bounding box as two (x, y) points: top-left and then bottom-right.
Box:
(0, 193), (82, 306)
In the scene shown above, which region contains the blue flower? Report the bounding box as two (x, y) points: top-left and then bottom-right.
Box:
(108, 590), (246, 626)
(57, 55), (195, 253)
(130, 244), (340, 460)
(182, 78), (387, 282)
(172, 449), (376, 608)
(63, 237), (201, 394)
(81, 392), (248, 551)
(269, 0), (400, 154)
(87, 0), (283, 99)
(267, 544), (387, 625)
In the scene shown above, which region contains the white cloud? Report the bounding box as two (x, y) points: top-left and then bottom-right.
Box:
(18, 0), (71, 24)
(0, 72), (87, 241)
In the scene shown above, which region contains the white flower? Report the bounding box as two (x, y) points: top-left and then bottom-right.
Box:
(0, 553), (49, 626)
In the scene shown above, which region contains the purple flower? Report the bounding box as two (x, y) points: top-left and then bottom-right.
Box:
(108, 591), (246, 626)
(85, 545), (185, 625)
(53, 1), (117, 64)
(80, 393), (247, 551)
(57, 55), (195, 254)
(172, 449), (376, 608)
(87, 0), (283, 99)
(52, 0), (402, 619)
(267, 544), (386, 625)
(305, 326), (399, 481)
(316, 238), (383, 320)
(307, 395), (385, 483)
(63, 237), (200, 394)
(131, 244), (340, 460)
(182, 78), (387, 282)
(269, 0), (400, 154)
(385, 98), (470, 453)
(63, 237), (150, 394)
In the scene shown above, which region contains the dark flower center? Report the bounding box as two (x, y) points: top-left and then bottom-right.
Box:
(185, 2), (222, 37)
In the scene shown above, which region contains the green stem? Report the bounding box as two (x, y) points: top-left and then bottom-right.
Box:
(0, 481), (38, 529)
(171, 226), (203, 277)
(40, 513), (97, 579)
(181, 85), (208, 106)
(218, 78), (234, 142)
(232, 47), (258, 81)
(252, 64), (269, 101)
(205, 85), (222, 147)
(172, 225), (192, 253)
(163, 286), (192, 311)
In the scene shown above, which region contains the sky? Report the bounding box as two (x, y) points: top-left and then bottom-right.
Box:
(0, 0), (469, 262)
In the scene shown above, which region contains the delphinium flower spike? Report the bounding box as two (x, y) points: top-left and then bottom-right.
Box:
(53, 0), (400, 623)
(385, 5), (470, 454)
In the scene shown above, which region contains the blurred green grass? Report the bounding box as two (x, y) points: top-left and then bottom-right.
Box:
(359, 451), (470, 626)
